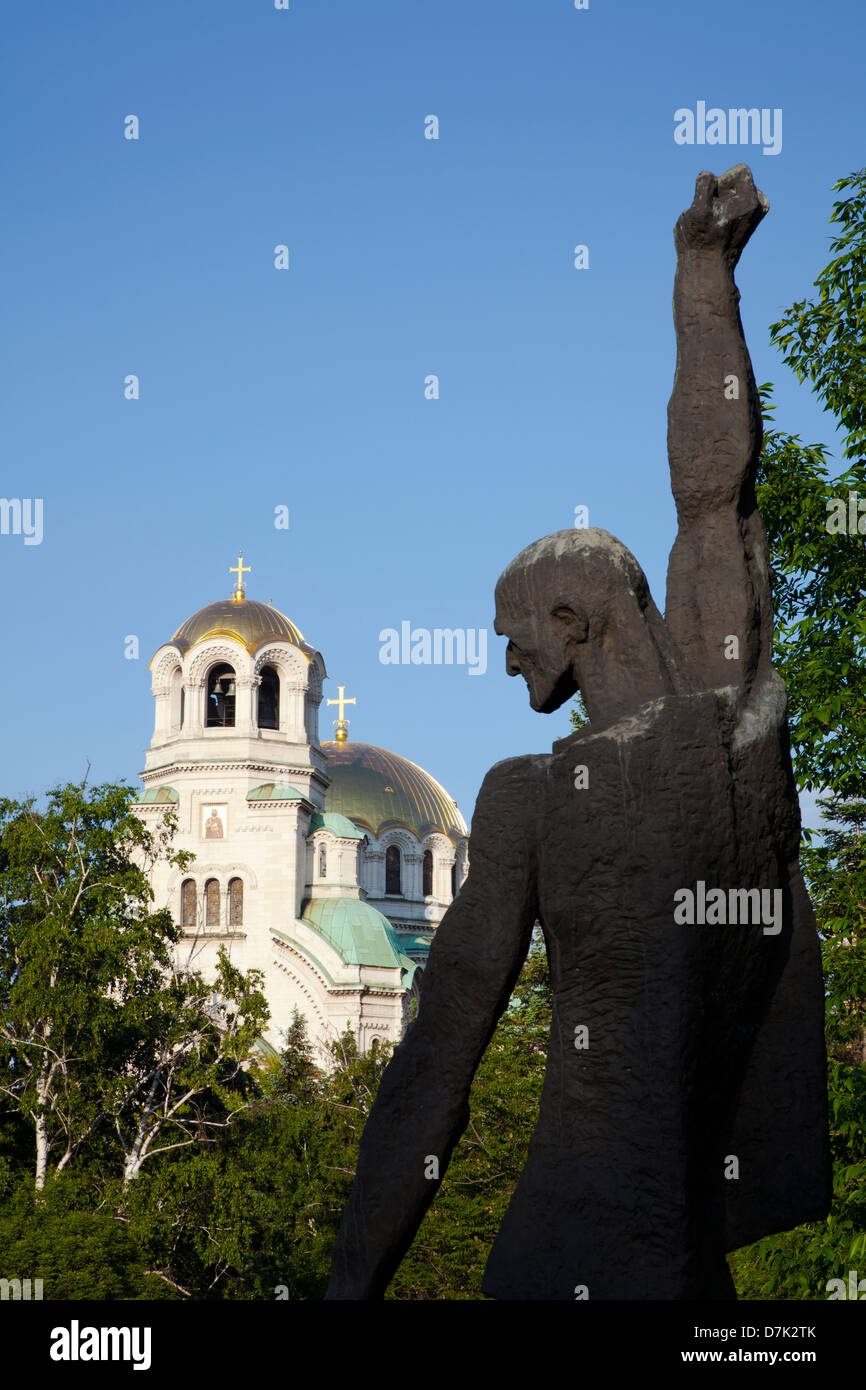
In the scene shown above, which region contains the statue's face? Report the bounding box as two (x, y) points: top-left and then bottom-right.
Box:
(494, 584), (580, 714)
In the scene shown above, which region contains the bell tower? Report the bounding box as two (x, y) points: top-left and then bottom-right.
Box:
(135, 559), (434, 1060)
(136, 560), (331, 1038)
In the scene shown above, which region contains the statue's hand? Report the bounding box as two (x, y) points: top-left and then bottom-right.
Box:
(675, 165), (768, 260)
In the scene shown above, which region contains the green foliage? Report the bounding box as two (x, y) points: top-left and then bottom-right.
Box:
(388, 929), (550, 1298)
(755, 168), (866, 802)
(768, 168), (866, 465)
(0, 777), (269, 1191)
(0, 1173), (166, 1300)
(0, 778), (189, 1186)
(756, 395), (866, 801)
(568, 691), (590, 732)
(115, 1023), (394, 1300)
(804, 797), (866, 1064)
(270, 1010), (321, 1108)
(732, 169), (866, 1299)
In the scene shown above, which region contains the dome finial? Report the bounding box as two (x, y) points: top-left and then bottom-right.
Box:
(327, 684), (356, 743)
(229, 553), (251, 604)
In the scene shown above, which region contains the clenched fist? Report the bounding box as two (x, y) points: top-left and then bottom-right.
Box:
(675, 165), (769, 264)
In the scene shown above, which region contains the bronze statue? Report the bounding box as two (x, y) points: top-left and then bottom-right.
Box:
(326, 166), (831, 1300)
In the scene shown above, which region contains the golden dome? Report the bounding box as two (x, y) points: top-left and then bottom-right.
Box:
(168, 599), (317, 659)
(322, 740), (468, 843)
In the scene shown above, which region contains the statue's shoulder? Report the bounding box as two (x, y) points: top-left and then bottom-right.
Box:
(547, 677), (787, 760)
(476, 753), (551, 807)
(549, 697), (673, 757)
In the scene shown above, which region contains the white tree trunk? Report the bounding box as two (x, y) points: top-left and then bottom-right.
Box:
(35, 1113), (49, 1191)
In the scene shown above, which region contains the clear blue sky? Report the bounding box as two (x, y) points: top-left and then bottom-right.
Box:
(2, 0), (862, 829)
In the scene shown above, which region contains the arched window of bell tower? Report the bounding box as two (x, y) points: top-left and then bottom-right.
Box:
(206, 664), (236, 727)
(422, 850), (433, 898)
(258, 665), (280, 730)
(385, 845), (402, 896)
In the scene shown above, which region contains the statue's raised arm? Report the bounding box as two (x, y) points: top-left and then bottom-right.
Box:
(664, 165), (772, 695)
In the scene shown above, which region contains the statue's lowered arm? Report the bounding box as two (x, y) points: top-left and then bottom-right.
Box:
(326, 757), (538, 1299)
(664, 165), (774, 695)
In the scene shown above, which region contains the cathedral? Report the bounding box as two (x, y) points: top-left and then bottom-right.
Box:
(134, 558), (469, 1062)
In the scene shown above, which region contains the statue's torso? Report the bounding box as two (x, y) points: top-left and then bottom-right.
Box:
(484, 686), (808, 1299)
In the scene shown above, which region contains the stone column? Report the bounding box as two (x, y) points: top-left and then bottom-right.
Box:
(236, 676), (260, 733)
(187, 681), (205, 736)
(282, 681), (305, 740)
(404, 852), (423, 902)
(152, 683), (171, 741)
(435, 851), (455, 904)
(365, 850), (385, 898)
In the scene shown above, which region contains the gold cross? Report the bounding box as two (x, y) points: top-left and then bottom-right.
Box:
(230, 554), (250, 600)
(327, 685), (356, 722)
(327, 685), (356, 741)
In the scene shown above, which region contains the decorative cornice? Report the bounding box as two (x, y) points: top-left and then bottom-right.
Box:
(141, 760), (325, 781)
(179, 930), (246, 942)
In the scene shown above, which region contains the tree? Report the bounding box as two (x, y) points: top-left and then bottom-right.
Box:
(110, 946), (269, 1186)
(271, 1009), (320, 1109)
(754, 167), (866, 801)
(729, 168), (866, 1297)
(387, 929), (550, 1299)
(0, 777), (269, 1191)
(120, 1024), (395, 1300)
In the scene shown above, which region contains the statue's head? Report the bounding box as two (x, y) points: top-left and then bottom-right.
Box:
(494, 529), (662, 716)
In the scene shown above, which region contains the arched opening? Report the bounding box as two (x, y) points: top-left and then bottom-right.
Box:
(181, 879), (197, 932)
(451, 862), (458, 899)
(228, 877), (243, 928)
(318, 844), (327, 879)
(206, 664), (236, 727)
(385, 845), (402, 895)
(258, 665), (280, 730)
(422, 850), (433, 898)
(205, 878), (220, 929)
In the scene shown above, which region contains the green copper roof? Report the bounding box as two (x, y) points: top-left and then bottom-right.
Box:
(135, 786), (179, 804)
(301, 896), (413, 973)
(247, 783), (307, 802)
(399, 932), (434, 955)
(308, 812), (365, 841)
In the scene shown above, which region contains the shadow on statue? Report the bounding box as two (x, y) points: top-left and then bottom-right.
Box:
(325, 166), (832, 1301)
